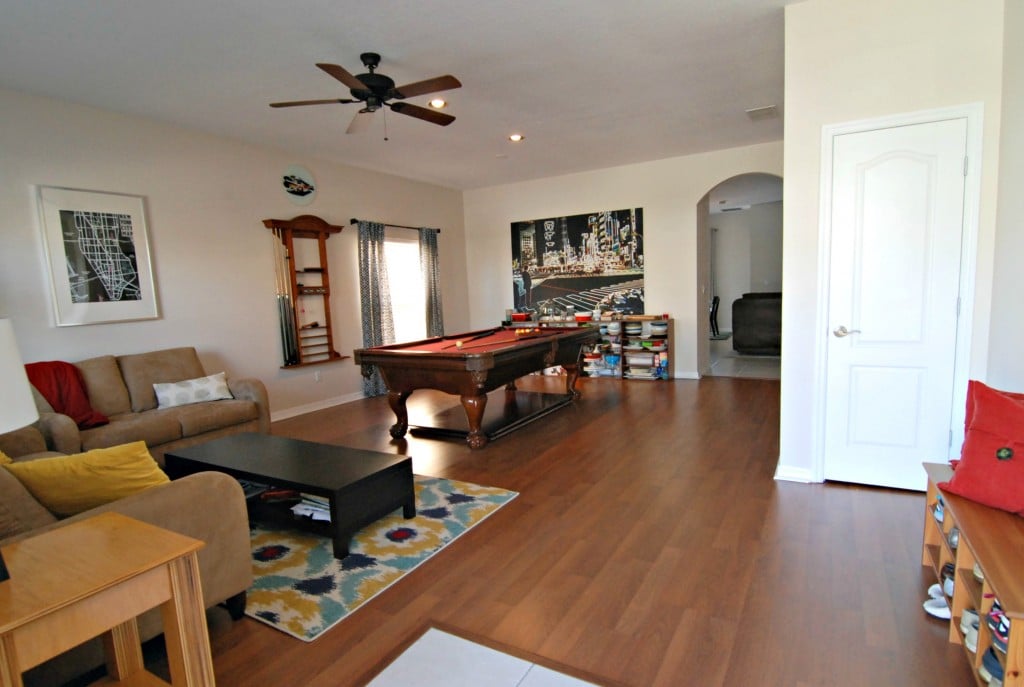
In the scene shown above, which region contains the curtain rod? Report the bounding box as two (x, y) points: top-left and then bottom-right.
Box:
(349, 218), (440, 234)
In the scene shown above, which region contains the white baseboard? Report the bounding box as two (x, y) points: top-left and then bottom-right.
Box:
(773, 463), (818, 483)
(271, 391), (366, 422)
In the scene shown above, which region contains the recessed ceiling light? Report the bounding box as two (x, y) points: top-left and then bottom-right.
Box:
(429, 98), (447, 109)
(508, 133), (525, 142)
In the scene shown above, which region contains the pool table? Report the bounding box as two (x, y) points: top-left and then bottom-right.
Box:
(354, 326), (600, 448)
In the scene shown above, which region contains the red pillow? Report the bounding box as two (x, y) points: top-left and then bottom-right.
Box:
(939, 380), (1024, 515)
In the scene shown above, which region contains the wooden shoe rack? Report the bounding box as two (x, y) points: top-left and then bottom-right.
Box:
(922, 463), (1024, 686)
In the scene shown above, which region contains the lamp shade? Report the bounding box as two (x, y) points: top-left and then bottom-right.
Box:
(0, 319), (39, 434)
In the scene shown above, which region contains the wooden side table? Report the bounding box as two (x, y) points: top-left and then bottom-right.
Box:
(0, 512), (215, 686)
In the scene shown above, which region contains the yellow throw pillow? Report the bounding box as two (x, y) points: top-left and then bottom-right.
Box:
(3, 441), (169, 517)
(0, 450), (11, 465)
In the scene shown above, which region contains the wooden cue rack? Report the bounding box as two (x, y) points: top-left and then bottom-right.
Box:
(263, 214), (347, 368)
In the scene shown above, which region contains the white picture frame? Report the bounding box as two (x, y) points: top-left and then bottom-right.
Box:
(37, 186), (159, 326)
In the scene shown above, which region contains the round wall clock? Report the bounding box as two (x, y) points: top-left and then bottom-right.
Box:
(282, 165), (316, 205)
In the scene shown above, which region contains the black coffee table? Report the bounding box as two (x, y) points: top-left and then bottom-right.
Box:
(164, 433), (415, 559)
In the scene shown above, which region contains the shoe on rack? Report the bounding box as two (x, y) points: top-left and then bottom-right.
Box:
(988, 604), (1010, 654)
(974, 563), (985, 583)
(948, 527), (960, 549)
(934, 498), (945, 523)
(928, 583), (945, 599)
(961, 608), (980, 634)
(924, 596), (951, 620)
(964, 619), (979, 653)
(943, 574), (955, 598)
(979, 648), (1004, 684)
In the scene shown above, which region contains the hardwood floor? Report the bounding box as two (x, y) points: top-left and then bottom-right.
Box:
(205, 375), (975, 686)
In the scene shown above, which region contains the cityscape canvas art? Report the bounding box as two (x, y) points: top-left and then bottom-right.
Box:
(511, 208), (644, 315)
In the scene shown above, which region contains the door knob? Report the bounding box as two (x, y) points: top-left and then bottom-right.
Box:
(833, 325), (862, 338)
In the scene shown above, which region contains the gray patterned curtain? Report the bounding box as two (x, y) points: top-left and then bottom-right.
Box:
(419, 228), (444, 337)
(358, 221), (394, 397)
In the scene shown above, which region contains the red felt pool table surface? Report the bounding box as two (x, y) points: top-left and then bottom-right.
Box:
(354, 326), (600, 448)
(388, 327), (563, 354)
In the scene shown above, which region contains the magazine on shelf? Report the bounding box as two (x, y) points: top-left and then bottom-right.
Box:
(291, 494), (331, 522)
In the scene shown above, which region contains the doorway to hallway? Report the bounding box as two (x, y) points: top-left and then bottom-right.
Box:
(698, 173), (783, 379)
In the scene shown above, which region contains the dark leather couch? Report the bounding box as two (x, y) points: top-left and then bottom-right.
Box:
(732, 292), (781, 355)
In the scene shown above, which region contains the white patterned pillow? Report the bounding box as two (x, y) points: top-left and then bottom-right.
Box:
(153, 372), (233, 409)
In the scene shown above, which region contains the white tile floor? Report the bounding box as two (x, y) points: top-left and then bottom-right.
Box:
(367, 628), (598, 687)
(706, 335), (780, 380)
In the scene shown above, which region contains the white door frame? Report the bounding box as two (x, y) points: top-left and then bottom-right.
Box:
(809, 103), (984, 483)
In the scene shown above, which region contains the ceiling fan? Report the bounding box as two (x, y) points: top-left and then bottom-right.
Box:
(270, 52), (461, 134)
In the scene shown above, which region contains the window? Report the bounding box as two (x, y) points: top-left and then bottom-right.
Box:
(384, 232), (426, 343)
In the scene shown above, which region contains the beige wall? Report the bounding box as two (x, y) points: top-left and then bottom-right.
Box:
(989, 0), (1024, 387)
(463, 142), (784, 377)
(778, 0), (1005, 480)
(0, 88), (468, 418)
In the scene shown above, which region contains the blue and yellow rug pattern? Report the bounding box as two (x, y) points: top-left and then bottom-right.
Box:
(246, 475), (518, 641)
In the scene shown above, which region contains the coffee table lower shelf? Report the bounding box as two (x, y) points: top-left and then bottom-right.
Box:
(244, 480), (416, 558)
(164, 433), (416, 559)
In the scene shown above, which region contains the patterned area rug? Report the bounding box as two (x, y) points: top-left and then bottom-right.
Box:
(246, 475), (518, 641)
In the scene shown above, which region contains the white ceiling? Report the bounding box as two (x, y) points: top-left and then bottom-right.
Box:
(0, 0), (790, 191)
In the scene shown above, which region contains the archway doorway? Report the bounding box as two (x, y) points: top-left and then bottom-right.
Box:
(697, 173), (783, 379)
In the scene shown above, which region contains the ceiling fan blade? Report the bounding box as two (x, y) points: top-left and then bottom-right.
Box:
(389, 101), (456, 126)
(316, 62), (365, 91)
(392, 75), (462, 99)
(269, 98), (353, 108)
(346, 110), (375, 134)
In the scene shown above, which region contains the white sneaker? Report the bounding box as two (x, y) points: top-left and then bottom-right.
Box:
(928, 583), (944, 599)
(943, 575), (955, 597)
(924, 596), (951, 620)
(965, 620), (979, 652)
(961, 608), (979, 634)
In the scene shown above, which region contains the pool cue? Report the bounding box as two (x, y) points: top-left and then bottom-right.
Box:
(272, 231), (290, 365)
(274, 229), (299, 365)
(456, 332), (547, 350)
(441, 328), (501, 350)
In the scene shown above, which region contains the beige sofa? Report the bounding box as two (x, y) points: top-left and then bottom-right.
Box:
(31, 346), (270, 465)
(0, 425), (252, 686)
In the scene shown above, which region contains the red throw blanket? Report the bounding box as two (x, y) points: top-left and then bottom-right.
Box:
(25, 361), (109, 429)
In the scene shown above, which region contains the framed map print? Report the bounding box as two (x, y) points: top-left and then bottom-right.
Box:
(37, 186), (159, 326)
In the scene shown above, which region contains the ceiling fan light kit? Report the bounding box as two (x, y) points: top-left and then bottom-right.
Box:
(270, 52), (461, 133)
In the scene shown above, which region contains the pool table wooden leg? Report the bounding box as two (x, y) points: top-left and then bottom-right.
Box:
(460, 393), (489, 448)
(388, 391), (412, 438)
(563, 362), (583, 399)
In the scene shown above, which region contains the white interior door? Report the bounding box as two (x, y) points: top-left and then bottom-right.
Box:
(823, 118), (968, 491)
